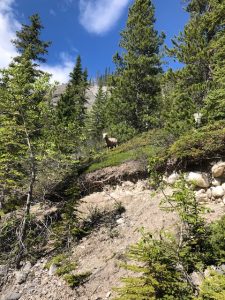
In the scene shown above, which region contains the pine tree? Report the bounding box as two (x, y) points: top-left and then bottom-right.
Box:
(12, 13), (51, 63)
(0, 49), (51, 264)
(162, 69), (196, 136)
(202, 0), (225, 121)
(165, 0), (225, 130)
(56, 56), (89, 155)
(88, 84), (108, 143)
(108, 0), (164, 136)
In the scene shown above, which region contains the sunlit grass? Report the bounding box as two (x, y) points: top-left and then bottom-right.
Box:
(85, 129), (167, 173)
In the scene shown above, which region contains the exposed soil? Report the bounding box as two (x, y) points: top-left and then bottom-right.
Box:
(1, 177), (224, 300)
(79, 160), (148, 195)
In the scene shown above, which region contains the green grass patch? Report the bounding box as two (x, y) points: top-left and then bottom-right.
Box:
(85, 129), (171, 173)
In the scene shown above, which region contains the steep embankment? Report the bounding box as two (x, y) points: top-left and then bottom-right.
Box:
(2, 123), (225, 300)
(0, 180), (177, 300)
(1, 172), (224, 300)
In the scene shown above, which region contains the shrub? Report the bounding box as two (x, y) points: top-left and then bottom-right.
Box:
(148, 121), (225, 176)
(115, 232), (193, 300)
(209, 215), (225, 265)
(63, 272), (91, 288)
(196, 271), (225, 300)
(115, 179), (213, 299)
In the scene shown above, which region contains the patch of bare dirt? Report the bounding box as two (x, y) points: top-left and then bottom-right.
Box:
(79, 160), (148, 195)
(1, 181), (224, 300)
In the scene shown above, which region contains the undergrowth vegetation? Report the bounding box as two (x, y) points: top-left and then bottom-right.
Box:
(86, 129), (173, 173)
(115, 180), (225, 299)
(148, 121), (225, 177)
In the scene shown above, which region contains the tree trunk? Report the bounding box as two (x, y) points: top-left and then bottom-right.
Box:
(16, 116), (36, 268)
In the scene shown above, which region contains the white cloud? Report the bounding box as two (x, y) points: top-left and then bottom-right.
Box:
(79, 0), (130, 34)
(0, 0), (19, 68)
(0, 0), (74, 83)
(41, 52), (74, 84)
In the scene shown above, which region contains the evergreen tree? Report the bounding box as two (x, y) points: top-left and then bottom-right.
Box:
(12, 13), (51, 63)
(88, 84), (108, 143)
(165, 0), (225, 130)
(162, 69), (195, 136)
(108, 0), (164, 135)
(202, 1), (225, 121)
(0, 49), (51, 264)
(56, 56), (89, 155)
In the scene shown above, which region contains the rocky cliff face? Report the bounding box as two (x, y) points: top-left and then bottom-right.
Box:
(52, 84), (107, 108)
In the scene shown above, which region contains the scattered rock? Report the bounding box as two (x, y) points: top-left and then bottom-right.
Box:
(106, 291), (111, 298)
(4, 292), (22, 300)
(204, 268), (211, 278)
(0, 265), (8, 277)
(15, 261), (32, 284)
(206, 188), (212, 199)
(211, 186), (225, 198)
(187, 172), (210, 188)
(116, 218), (125, 225)
(218, 264), (225, 273)
(48, 264), (58, 276)
(222, 196), (225, 204)
(135, 180), (148, 191)
(212, 178), (221, 186)
(15, 271), (28, 284)
(195, 190), (208, 202)
(212, 162), (225, 178)
(23, 261), (32, 273)
(122, 181), (134, 190)
(190, 271), (204, 287)
(166, 172), (180, 185)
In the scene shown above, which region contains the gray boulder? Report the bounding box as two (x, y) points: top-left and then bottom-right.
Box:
(211, 186), (225, 198)
(4, 292), (21, 300)
(212, 162), (225, 178)
(187, 172), (210, 188)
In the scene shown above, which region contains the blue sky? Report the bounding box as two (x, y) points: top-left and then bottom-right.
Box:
(0, 0), (189, 83)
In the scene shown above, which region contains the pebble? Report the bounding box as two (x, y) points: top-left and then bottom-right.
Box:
(4, 292), (22, 300)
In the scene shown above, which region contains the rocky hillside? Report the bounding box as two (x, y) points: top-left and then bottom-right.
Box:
(1, 159), (225, 300)
(52, 84), (107, 108)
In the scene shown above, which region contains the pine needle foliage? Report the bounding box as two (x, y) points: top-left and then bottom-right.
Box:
(12, 13), (51, 63)
(115, 179), (214, 299)
(107, 0), (164, 137)
(115, 232), (192, 300)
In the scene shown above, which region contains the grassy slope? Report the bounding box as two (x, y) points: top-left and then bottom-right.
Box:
(85, 129), (169, 173)
(85, 121), (225, 174)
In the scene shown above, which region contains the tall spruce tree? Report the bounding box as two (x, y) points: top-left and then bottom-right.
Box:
(56, 56), (89, 155)
(165, 0), (225, 131)
(88, 84), (108, 143)
(202, 0), (225, 121)
(12, 13), (51, 63)
(0, 14), (52, 265)
(108, 0), (164, 136)
(0, 49), (51, 265)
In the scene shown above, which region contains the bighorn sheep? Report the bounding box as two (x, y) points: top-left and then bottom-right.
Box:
(103, 133), (118, 149)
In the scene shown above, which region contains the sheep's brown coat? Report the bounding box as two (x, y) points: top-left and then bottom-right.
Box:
(103, 133), (118, 149)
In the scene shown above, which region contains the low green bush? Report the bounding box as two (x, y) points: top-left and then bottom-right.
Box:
(148, 121), (225, 176)
(63, 272), (91, 288)
(196, 271), (225, 300)
(208, 215), (225, 265)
